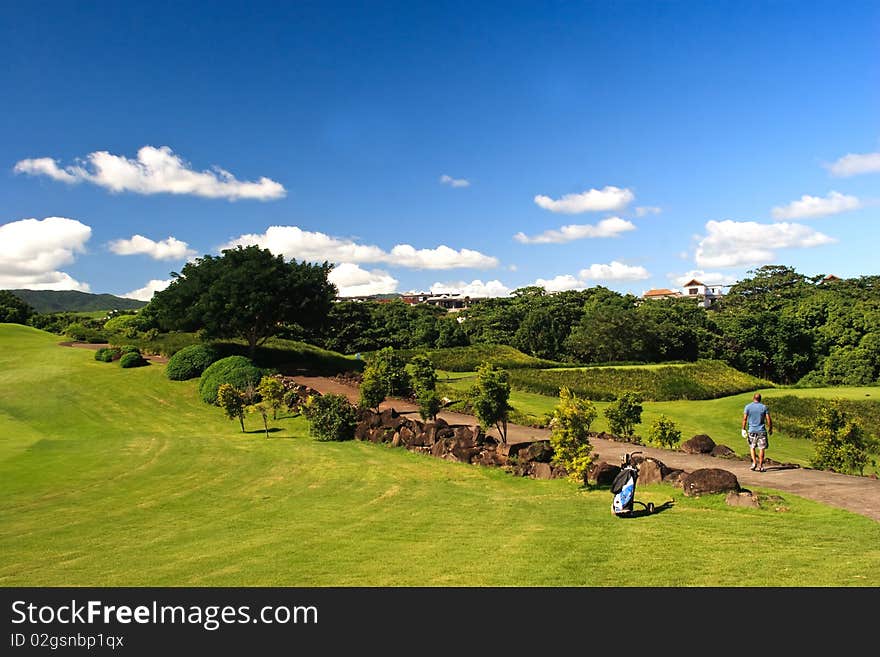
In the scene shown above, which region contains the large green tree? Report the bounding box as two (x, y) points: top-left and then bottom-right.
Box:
(150, 245), (336, 356)
(0, 290), (35, 324)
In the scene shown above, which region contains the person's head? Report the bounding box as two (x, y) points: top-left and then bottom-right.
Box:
(753, 393), (762, 402)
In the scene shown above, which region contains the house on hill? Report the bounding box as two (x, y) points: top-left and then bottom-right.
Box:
(682, 278), (725, 308)
(641, 288), (682, 301)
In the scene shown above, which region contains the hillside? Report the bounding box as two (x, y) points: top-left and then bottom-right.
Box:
(7, 289), (147, 313)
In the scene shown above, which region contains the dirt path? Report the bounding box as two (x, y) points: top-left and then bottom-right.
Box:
(292, 375), (880, 523)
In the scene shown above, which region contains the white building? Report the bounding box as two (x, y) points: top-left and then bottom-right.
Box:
(682, 279), (725, 308)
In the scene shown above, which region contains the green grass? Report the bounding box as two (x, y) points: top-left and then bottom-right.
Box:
(2, 324), (879, 586)
(378, 343), (567, 371)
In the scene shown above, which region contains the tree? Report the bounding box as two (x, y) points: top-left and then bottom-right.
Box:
(416, 388), (442, 421)
(604, 392), (643, 438)
(810, 403), (872, 475)
(149, 245), (336, 356)
(248, 402), (271, 438)
(367, 347), (411, 398)
(303, 394), (358, 441)
(647, 415), (682, 449)
(0, 291), (35, 324)
(257, 375), (286, 419)
(548, 387), (597, 484)
(358, 365), (386, 412)
(408, 354), (437, 394)
(217, 383), (247, 432)
(470, 362), (511, 444)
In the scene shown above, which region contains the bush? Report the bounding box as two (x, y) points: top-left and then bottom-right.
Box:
(303, 393), (357, 441)
(810, 403), (874, 475)
(416, 388), (442, 421)
(165, 344), (219, 381)
(103, 314), (141, 338)
(119, 352), (147, 368)
(604, 392), (643, 438)
(118, 344), (141, 355)
(648, 415), (682, 449)
(198, 355), (264, 405)
(94, 347), (121, 362)
(64, 322), (107, 343)
(549, 386), (597, 484)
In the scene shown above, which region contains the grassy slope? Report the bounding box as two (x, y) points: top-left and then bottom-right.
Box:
(2, 324), (879, 586)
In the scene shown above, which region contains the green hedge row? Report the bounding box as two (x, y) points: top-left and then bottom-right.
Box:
(377, 343), (566, 372)
(506, 359), (772, 401)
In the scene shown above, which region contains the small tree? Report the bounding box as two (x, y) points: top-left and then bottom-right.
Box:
(217, 383), (247, 432)
(359, 365), (387, 412)
(303, 393), (358, 441)
(248, 401), (271, 438)
(369, 347), (411, 397)
(548, 386), (597, 484)
(604, 392), (643, 438)
(257, 375), (286, 419)
(810, 403), (872, 475)
(416, 387), (442, 421)
(648, 414), (681, 449)
(408, 354), (438, 394)
(470, 362), (511, 444)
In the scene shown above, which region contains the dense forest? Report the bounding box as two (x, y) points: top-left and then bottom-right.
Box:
(4, 264), (879, 387)
(299, 264), (879, 386)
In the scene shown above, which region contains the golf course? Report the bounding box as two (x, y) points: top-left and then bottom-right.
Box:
(2, 323), (879, 587)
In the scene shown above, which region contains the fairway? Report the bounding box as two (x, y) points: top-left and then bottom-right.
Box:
(2, 324), (879, 586)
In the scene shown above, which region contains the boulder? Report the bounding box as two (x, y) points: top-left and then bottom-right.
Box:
(710, 444), (738, 459)
(588, 461), (621, 486)
(681, 434), (716, 454)
(663, 469), (687, 487)
(520, 440), (554, 463)
(635, 457), (668, 485)
(726, 491), (759, 508)
(354, 420), (372, 441)
(379, 408), (403, 430)
(550, 464), (569, 480)
(531, 462), (553, 480)
(682, 468), (740, 497)
(474, 450), (508, 468)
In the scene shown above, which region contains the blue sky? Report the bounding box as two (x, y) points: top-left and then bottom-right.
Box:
(2, 1), (878, 300)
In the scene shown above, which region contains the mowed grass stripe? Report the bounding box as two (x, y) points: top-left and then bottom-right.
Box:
(1, 324), (879, 586)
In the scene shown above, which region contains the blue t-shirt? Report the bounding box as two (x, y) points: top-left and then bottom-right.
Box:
(744, 402), (769, 433)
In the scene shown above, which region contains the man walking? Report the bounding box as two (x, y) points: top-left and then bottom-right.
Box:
(742, 393), (772, 472)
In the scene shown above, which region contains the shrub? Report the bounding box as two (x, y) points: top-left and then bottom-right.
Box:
(648, 415), (682, 449)
(165, 344), (219, 381)
(303, 393), (357, 441)
(358, 365), (386, 411)
(119, 352), (147, 368)
(549, 386), (597, 484)
(416, 388), (442, 421)
(198, 355), (264, 404)
(604, 392), (643, 438)
(94, 347), (121, 362)
(470, 362), (511, 444)
(217, 383), (247, 432)
(64, 322), (107, 343)
(810, 403), (874, 475)
(256, 375), (285, 419)
(103, 314), (141, 338)
(118, 344), (141, 355)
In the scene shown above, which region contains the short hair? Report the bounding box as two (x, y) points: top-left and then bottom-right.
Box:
(753, 393), (762, 401)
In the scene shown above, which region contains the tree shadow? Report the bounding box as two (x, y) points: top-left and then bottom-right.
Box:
(244, 427), (284, 435)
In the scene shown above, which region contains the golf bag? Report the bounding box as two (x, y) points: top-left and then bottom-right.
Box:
(611, 452), (654, 516)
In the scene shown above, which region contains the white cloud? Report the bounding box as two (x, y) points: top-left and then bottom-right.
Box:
(0, 217), (91, 291)
(429, 280), (511, 297)
(122, 278), (173, 302)
(222, 225), (498, 270)
(532, 274), (585, 292)
(826, 151), (880, 177)
(514, 216), (635, 244)
(108, 234), (196, 260)
(670, 270), (740, 288)
(771, 191), (861, 220)
(14, 145), (285, 201)
(636, 206), (662, 217)
(440, 174), (470, 188)
(579, 261), (650, 281)
(534, 185), (634, 214)
(695, 219), (836, 268)
(12, 157), (80, 183)
(329, 263), (398, 297)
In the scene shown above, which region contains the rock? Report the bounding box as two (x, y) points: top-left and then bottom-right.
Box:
(391, 432), (402, 447)
(682, 434), (716, 454)
(397, 426), (413, 446)
(354, 420), (372, 441)
(710, 444), (738, 459)
(379, 408), (403, 430)
(431, 438), (454, 459)
(521, 440), (554, 463)
(588, 461), (621, 486)
(474, 450), (508, 467)
(550, 464), (568, 480)
(531, 462), (553, 480)
(682, 468), (740, 497)
(663, 469), (687, 487)
(726, 491), (759, 508)
(635, 458), (668, 485)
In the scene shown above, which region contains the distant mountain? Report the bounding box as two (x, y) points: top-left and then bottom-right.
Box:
(6, 290), (148, 313)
